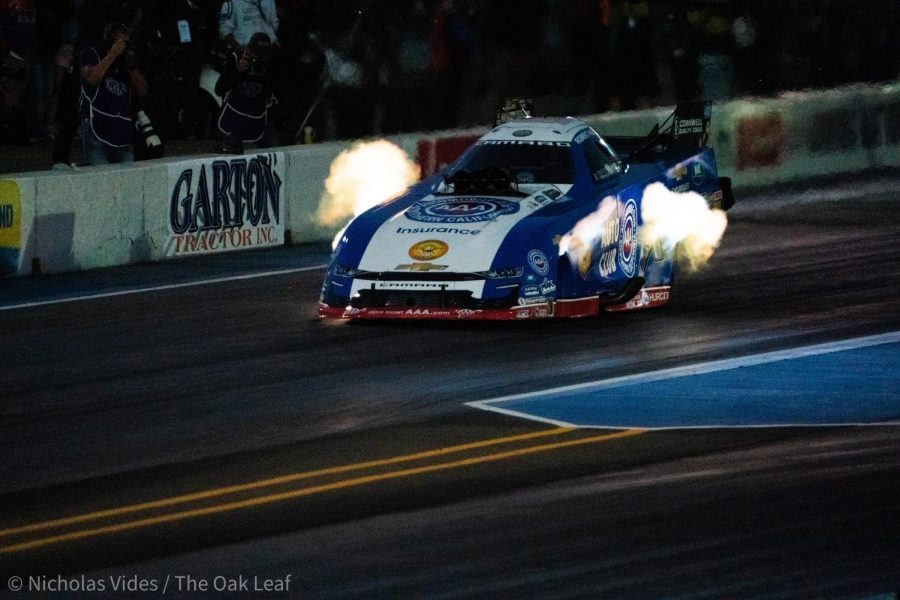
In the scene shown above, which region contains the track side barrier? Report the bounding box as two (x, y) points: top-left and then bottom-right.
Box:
(1, 83), (896, 277)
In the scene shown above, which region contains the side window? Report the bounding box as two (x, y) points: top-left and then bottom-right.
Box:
(583, 140), (621, 182)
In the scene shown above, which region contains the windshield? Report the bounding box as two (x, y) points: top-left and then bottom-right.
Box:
(451, 142), (575, 185)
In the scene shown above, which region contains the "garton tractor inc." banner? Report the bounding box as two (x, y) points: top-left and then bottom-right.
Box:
(166, 153), (285, 257)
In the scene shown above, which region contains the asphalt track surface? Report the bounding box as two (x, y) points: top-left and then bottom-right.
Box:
(1, 175), (899, 598)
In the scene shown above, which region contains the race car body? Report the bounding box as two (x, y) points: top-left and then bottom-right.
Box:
(319, 102), (733, 320)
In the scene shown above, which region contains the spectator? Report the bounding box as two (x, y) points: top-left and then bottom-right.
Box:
(568, 0), (611, 112)
(690, 2), (735, 102)
(427, 0), (478, 129)
(0, 0), (36, 61)
(49, 2), (81, 167)
(29, 0), (73, 141)
(79, 21), (148, 164)
(0, 38), (29, 145)
(608, 0), (657, 110)
(663, 2), (699, 102)
(267, 0), (325, 141)
(141, 0), (208, 139)
(219, 0), (278, 51)
(214, 31), (277, 153)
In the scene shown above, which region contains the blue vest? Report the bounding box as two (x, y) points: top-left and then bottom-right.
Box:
(218, 53), (270, 142)
(80, 48), (134, 147)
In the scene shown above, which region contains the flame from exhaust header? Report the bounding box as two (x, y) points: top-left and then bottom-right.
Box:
(558, 183), (727, 272)
(318, 140), (420, 248)
(640, 182), (728, 270)
(558, 196), (618, 257)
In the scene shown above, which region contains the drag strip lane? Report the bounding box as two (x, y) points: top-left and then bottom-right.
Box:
(0, 428), (642, 555)
(2, 187), (900, 496)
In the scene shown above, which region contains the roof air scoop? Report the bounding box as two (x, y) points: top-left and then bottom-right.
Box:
(495, 98), (534, 126)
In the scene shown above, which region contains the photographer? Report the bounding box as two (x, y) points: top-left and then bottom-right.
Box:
(79, 21), (148, 164)
(215, 31), (277, 153)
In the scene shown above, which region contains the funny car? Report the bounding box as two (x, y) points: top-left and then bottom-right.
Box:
(319, 101), (733, 320)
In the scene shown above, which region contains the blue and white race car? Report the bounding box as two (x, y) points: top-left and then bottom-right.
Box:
(320, 102), (733, 320)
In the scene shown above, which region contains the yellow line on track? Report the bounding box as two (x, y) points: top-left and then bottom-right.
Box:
(0, 427), (575, 539)
(0, 429), (643, 554)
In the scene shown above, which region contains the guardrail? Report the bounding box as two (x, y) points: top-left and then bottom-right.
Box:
(1, 83), (897, 277)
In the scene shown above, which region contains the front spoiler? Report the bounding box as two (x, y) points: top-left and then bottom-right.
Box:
(319, 286), (671, 320)
(319, 302), (555, 320)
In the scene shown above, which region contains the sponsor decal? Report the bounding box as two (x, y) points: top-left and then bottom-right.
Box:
(518, 296), (550, 306)
(105, 78), (127, 96)
(457, 309), (479, 317)
(573, 129), (594, 144)
(601, 163), (622, 178)
(600, 218), (619, 248)
(167, 154), (284, 257)
(672, 182), (690, 193)
(517, 172), (536, 184)
(673, 116), (704, 139)
(670, 163), (687, 181)
(408, 240), (449, 261)
(527, 249), (550, 276)
(691, 162), (706, 186)
(396, 263), (448, 272)
(512, 129), (532, 137)
(514, 305), (552, 319)
(544, 188), (562, 200)
(539, 278), (556, 295)
(406, 197), (519, 224)
(627, 288), (669, 309)
(521, 285), (542, 297)
(396, 226), (480, 236)
(599, 249), (617, 277)
(404, 309), (452, 316)
(648, 289), (670, 303)
(606, 287), (671, 312)
(479, 140), (570, 147)
(525, 191), (557, 210)
(618, 199), (639, 277)
(0, 180), (21, 276)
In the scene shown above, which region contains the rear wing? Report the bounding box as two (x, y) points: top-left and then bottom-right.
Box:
(607, 101), (712, 161)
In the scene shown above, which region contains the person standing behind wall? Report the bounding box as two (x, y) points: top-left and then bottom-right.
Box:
(219, 0), (278, 51)
(215, 31), (277, 154)
(79, 21), (148, 165)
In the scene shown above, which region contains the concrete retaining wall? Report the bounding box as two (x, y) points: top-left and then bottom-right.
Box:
(2, 83), (897, 276)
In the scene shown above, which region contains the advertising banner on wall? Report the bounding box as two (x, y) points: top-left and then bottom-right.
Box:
(165, 153), (285, 257)
(0, 180), (22, 276)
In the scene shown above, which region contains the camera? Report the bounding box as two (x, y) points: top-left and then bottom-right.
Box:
(246, 55), (268, 76)
(244, 32), (272, 76)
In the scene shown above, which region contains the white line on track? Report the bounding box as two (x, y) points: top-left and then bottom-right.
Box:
(466, 331), (900, 429)
(0, 264), (328, 312)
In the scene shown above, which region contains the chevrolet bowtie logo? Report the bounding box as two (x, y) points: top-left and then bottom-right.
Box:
(396, 263), (449, 272)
